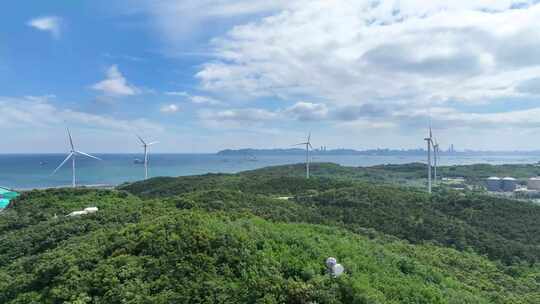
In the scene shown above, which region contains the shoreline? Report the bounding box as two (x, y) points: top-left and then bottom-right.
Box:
(4, 160), (540, 191)
(14, 183), (117, 192)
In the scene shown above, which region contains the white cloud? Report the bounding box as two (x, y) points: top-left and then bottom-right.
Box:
(199, 108), (278, 122)
(165, 91), (189, 96)
(197, 101), (357, 126)
(0, 96), (162, 132)
(197, 100), (540, 133)
(285, 102), (328, 121)
(154, 0), (295, 18)
(27, 16), (62, 38)
(198, 107), (281, 130)
(192, 1), (540, 108)
(127, 1), (540, 149)
(165, 91), (224, 105)
(395, 106), (540, 129)
(190, 95), (223, 105)
(336, 120), (396, 130)
(91, 65), (140, 97)
(133, 0), (298, 49)
(160, 104), (181, 113)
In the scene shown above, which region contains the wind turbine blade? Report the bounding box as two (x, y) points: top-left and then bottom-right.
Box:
(67, 128), (74, 150)
(76, 151), (102, 161)
(147, 141), (159, 146)
(51, 153), (73, 175)
(293, 143), (307, 146)
(308, 142), (313, 149)
(308, 132), (311, 143)
(136, 135), (146, 146)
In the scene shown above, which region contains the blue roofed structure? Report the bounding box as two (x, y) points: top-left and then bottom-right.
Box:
(0, 187), (19, 209)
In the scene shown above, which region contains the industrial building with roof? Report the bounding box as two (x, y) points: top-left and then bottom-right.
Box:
(485, 176), (519, 192)
(486, 177), (502, 192)
(528, 177), (540, 190)
(502, 177), (518, 192)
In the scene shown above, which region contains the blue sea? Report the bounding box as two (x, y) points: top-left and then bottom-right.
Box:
(1, 153), (540, 190)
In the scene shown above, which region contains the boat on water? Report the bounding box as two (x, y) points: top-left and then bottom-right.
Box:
(133, 158), (144, 164)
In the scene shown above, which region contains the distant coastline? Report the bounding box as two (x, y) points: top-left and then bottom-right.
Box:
(217, 148), (540, 157)
(3, 153), (540, 190)
(13, 184), (116, 192)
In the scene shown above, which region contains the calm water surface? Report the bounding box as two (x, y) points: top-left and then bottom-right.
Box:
(1, 153), (539, 190)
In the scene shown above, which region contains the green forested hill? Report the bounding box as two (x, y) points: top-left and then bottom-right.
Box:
(2, 163), (540, 303)
(1, 189), (539, 303)
(240, 162), (540, 186)
(120, 162), (540, 197)
(121, 165), (540, 265)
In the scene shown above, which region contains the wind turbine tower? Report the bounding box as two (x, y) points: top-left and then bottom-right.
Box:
(51, 128), (101, 188)
(137, 135), (159, 180)
(424, 127), (433, 194)
(295, 133), (313, 179)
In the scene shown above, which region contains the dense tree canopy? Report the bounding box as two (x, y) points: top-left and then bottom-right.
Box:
(122, 164), (540, 265)
(2, 163), (540, 303)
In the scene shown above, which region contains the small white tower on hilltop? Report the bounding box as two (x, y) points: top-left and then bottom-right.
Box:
(326, 257), (345, 278)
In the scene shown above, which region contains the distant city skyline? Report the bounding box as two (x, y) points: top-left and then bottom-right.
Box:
(217, 146), (540, 155)
(3, 1), (540, 152)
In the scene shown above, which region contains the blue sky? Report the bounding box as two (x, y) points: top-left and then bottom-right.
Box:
(3, 0), (540, 152)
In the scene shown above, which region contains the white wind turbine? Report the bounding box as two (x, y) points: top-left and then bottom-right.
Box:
(51, 128), (101, 188)
(137, 135), (159, 180)
(424, 127), (433, 194)
(294, 132), (313, 179)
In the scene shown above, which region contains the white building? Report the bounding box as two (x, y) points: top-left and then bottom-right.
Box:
(67, 206), (99, 217)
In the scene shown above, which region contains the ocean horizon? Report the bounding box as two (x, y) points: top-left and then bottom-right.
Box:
(2, 153), (540, 190)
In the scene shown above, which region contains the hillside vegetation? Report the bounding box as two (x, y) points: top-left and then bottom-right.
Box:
(243, 162), (540, 185)
(122, 163), (540, 265)
(2, 163), (540, 303)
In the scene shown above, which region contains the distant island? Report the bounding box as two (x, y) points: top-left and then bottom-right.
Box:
(217, 148), (424, 156)
(217, 148), (540, 156)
